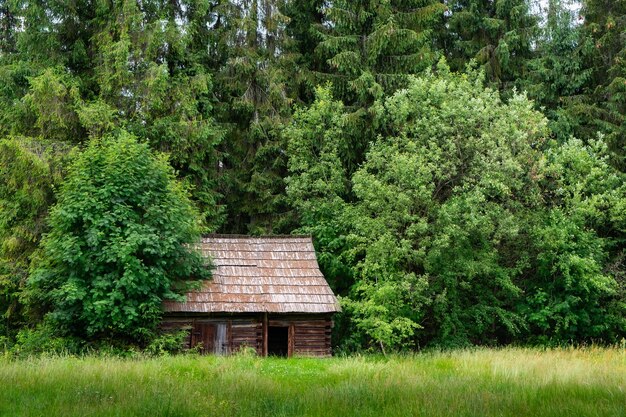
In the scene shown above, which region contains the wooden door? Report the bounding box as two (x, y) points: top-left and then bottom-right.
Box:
(191, 322), (215, 354)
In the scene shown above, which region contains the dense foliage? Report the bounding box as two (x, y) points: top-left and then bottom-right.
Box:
(576, 0), (626, 170)
(287, 63), (625, 350)
(442, 0), (538, 92)
(0, 138), (68, 340)
(0, 0), (624, 351)
(27, 133), (209, 343)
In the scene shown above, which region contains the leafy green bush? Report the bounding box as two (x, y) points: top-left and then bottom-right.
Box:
(27, 132), (210, 345)
(520, 138), (626, 343)
(0, 336), (9, 354)
(10, 324), (83, 357)
(145, 330), (190, 356)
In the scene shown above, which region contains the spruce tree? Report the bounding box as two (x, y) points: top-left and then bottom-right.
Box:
(1, 0), (226, 228)
(315, 0), (445, 171)
(577, 0), (626, 170)
(0, 0), (16, 54)
(212, 0), (298, 233)
(523, 0), (591, 141)
(92, 0), (226, 228)
(0, 139), (68, 338)
(317, 0), (444, 102)
(284, 0), (325, 102)
(443, 0), (539, 91)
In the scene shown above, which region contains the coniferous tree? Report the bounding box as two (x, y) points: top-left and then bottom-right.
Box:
(318, 0), (445, 102)
(314, 0), (446, 172)
(212, 0), (299, 234)
(0, 0), (91, 142)
(95, 0), (226, 228)
(0, 139), (69, 339)
(0, 0), (16, 54)
(443, 0), (539, 91)
(523, 0), (591, 141)
(284, 0), (325, 101)
(1, 0), (226, 228)
(577, 0), (626, 170)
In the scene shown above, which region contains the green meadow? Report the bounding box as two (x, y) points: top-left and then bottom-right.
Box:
(0, 348), (624, 417)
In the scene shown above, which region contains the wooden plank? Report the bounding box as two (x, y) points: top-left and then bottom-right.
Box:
(191, 319), (199, 348)
(163, 314), (334, 357)
(263, 313), (268, 357)
(288, 323), (295, 358)
(228, 320), (233, 354)
(256, 322), (263, 354)
(289, 319), (329, 355)
(203, 323), (216, 354)
(230, 319), (259, 353)
(268, 320), (291, 327)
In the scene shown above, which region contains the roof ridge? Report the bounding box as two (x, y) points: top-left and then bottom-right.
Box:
(203, 234), (312, 239)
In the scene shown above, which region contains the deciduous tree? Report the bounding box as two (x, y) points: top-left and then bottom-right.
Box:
(27, 133), (210, 343)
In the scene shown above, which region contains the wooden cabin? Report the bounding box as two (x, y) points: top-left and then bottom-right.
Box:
(162, 235), (341, 357)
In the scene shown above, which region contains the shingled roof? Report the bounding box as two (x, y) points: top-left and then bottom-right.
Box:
(163, 235), (341, 314)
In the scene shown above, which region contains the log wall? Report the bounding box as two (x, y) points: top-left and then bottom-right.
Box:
(231, 322), (263, 354)
(268, 317), (332, 357)
(161, 314), (333, 357)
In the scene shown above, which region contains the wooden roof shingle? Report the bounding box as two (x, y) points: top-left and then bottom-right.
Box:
(163, 235), (341, 314)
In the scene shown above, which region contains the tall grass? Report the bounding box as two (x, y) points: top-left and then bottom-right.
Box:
(0, 348), (624, 417)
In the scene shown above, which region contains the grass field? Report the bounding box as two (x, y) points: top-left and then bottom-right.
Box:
(0, 348), (624, 417)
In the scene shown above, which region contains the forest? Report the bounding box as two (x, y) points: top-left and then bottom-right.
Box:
(0, 0), (625, 354)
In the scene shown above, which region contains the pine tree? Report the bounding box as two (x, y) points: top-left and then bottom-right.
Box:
(0, 0), (16, 54)
(315, 0), (446, 171)
(3, 0), (226, 227)
(523, 0), (592, 141)
(212, 0), (299, 234)
(443, 0), (539, 91)
(577, 0), (626, 170)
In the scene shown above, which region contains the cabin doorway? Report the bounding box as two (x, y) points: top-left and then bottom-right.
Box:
(267, 326), (289, 356)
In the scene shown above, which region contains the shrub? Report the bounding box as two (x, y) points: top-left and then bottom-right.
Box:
(145, 330), (190, 356)
(27, 132), (211, 344)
